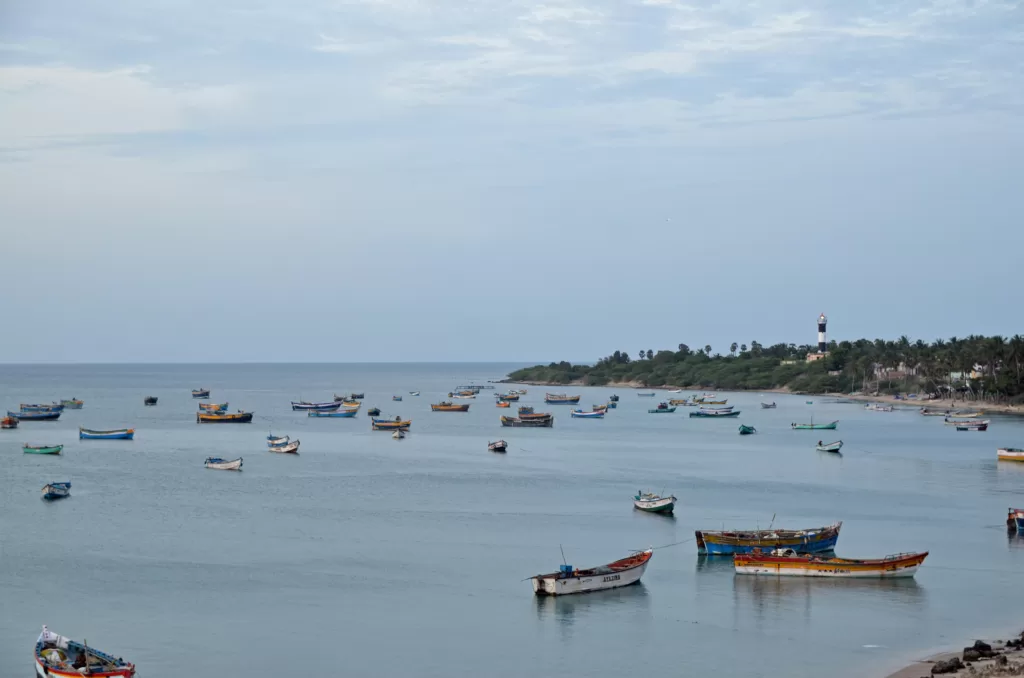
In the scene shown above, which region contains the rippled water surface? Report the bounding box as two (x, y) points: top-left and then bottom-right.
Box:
(2, 363), (1023, 678)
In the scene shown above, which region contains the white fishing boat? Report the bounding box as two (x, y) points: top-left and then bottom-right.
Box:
(35, 626), (136, 678)
(267, 434), (289, 447)
(734, 548), (928, 578)
(816, 440), (843, 453)
(760, 402), (777, 409)
(204, 457), (243, 471)
(41, 482), (71, 500)
(269, 439), (300, 454)
(531, 549), (653, 596)
(998, 448), (1024, 462)
(633, 492), (676, 513)
(865, 403), (893, 412)
(451, 394), (475, 400)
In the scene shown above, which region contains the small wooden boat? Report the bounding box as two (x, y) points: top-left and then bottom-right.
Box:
(760, 402), (777, 409)
(791, 421), (838, 430)
(367, 407), (381, 417)
(946, 418), (990, 427)
(531, 549), (653, 596)
(269, 439), (300, 453)
(816, 440), (843, 453)
(198, 402), (228, 412)
(372, 418), (412, 430)
(24, 444), (63, 455)
(998, 448), (1024, 462)
(350, 393), (364, 399)
(865, 403), (893, 412)
(496, 393), (520, 402)
(488, 440), (507, 453)
(79, 427), (135, 440)
(609, 394), (619, 402)
(806, 400), (814, 405)
(41, 482), (71, 500)
(501, 415), (553, 428)
(606, 401), (617, 409)
(21, 403), (64, 413)
(1, 415), (18, 429)
(7, 409), (61, 421)
(393, 395), (403, 401)
(60, 399), (84, 409)
(518, 407), (554, 420)
(205, 457), (243, 471)
(456, 390), (476, 396)
(1007, 508), (1024, 532)
(637, 392), (656, 397)
(392, 429), (405, 440)
(950, 410), (982, 418)
(544, 393), (581, 404)
(431, 401), (470, 412)
(956, 423), (988, 431)
(267, 434), (289, 447)
(633, 491), (676, 513)
(409, 391), (420, 396)
(701, 405), (734, 411)
(734, 549), (928, 578)
(648, 403), (676, 413)
(696, 522), (842, 555)
(197, 411), (253, 423)
(919, 407), (949, 416)
(35, 626), (135, 677)
(450, 394), (475, 400)
(143, 396), (158, 406)
(291, 401), (340, 412)
(308, 408), (358, 417)
(570, 409), (604, 419)
(668, 398), (691, 406)
(496, 401), (511, 408)
(701, 399), (728, 405)
(192, 388), (211, 399)
(738, 425), (756, 435)
(592, 404), (609, 413)
(690, 409), (741, 418)
(339, 400), (361, 409)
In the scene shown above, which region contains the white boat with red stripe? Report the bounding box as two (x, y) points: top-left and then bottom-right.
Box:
(531, 549), (653, 596)
(35, 626), (135, 677)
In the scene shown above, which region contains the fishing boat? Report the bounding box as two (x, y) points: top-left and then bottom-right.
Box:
(496, 401), (511, 408)
(701, 400), (728, 405)
(350, 393), (365, 399)
(701, 405), (734, 411)
(760, 402), (777, 409)
(593, 404), (609, 413)
(501, 415), (554, 428)
(308, 408), (358, 417)
(806, 400), (814, 405)
(734, 549), (928, 578)
(198, 402), (228, 412)
(409, 391), (420, 396)
(197, 411), (254, 423)
(570, 409), (605, 419)
(60, 399), (84, 409)
(956, 423), (989, 431)
(143, 396), (158, 406)
(367, 407), (381, 417)
(431, 401), (471, 412)
(633, 491), (676, 513)
(79, 427), (135, 440)
(488, 440), (507, 453)
(998, 448), (1024, 462)
(609, 394), (620, 402)
(531, 549), (653, 596)
(267, 434), (289, 447)
(339, 400), (361, 409)
(637, 392), (656, 397)
(41, 482), (71, 501)
(205, 457), (243, 471)
(269, 439), (300, 453)
(372, 418), (412, 430)
(1007, 508), (1024, 532)
(668, 398), (690, 406)
(35, 626), (135, 677)
(919, 407), (949, 416)
(393, 395), (403, 402)
(738, 425), (756, 435)
(1, 415), (18, 429)
(21, 403), (63, 413)
(950, 410), (982, 418)
(451, 394), (475, 400)
(945, 418), (991, 427)
(695, 522), (842, 555)
(690, 409), (741, 418)
(518, 407), (553, 420)
(24, 444), (63, 455)
(192, 388), (210, 399)
(496, 393), (520, 402)
(456, 390), (477, 397)
(291, 401), (341, 412)
(545, 393), (581, 404)
(791, 421), (838, 430)
(8, 409), (61, 421)
(648, 403), (676, 413)
(816, 440), (843, 453)
(606, 401), (617, 409)
(865, 403), (893, 412)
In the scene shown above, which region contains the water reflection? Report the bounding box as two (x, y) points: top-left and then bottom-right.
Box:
(733, 574), (926, 610)
(695, 555), (735, 574)
(534, 582), (651, 631)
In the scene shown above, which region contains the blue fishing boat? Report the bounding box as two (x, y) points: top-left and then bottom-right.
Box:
(291, 400), (341, 412)
(20, 403), (63, 413)
(1009, 508), (1024, 532)
(570, 409), (605, 419)
(393, 395), (403, 401)
(79, 427), (135, 440)
(42, 482), (71, 500)
(690, 409), (741, 418)
(696, 522), (842, 555)
(192, 388), (211, 399)
(8, 409), (60, 421)
(308, 409), (358, 418)
(267, 433), (289, 447)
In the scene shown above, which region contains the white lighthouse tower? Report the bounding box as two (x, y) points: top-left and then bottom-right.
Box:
(817, 313), (827, 353)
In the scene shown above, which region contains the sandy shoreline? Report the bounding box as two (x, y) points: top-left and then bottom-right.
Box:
(884, 633), (1024, 678)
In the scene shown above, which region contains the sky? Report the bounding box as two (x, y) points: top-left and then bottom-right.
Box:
(1, 0), (1022, 363)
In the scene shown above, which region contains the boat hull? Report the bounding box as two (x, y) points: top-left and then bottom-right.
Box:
(501, 416), (553, 427)
(9, 410), (61, 421)
(532, 550), (652, 596)
(734, 552), (928, 578)
(269, 440), (300, 453)
(41, 483), (71, 500)
(197, 412), (253, 423)
(544, 394), (581, 404)
(79, 428), (135, 440)
(791, 422), (838, 430)
(308, 409), (358, 417)
(690, 411), (741, 418)
(998, 448), (1024, 462)
(291, 402), (341, 411)
(60, 401), (84, 409)
(205, 457), (243, 470)
(816, 441), (843, 453)
(36, 659), (134, 678)
(371, 419), (411, 430)
(634, 497), (675, 513)
(24, 445), (63, 455)
(696, 523), (841, 555)
(648, 407), (676, 413)
(431, 404), (471, 412)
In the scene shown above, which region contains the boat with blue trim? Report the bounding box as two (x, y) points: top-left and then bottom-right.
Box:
(545, 393), (581, 404)
(570, 409), (605, 419)
(21, 403), (63, 413)
(198, 402), (228, 412)
(1008, 508), (1024, 532)
(291, 401), (341, 412)
(695, 522), (842, 555)
(192, 388), (211, 399)
(60, 399), (84, 409)
(9, 410), (61, 421)
(79, 427), (135, 440)
(308, 408), (358, 417)
(531, 549), (653, 596)
(35, 625), (135, 677)
(41, 482), (71, 501)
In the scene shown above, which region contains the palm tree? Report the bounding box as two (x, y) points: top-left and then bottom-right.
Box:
(730, 342), (738, 355)
(648, 349), (654, 360)
(704, 345), (712, 357)
(741, 344), (747, 353)
(638, 350), (646, 360)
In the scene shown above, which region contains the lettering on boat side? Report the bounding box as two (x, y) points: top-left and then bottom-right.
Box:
(603, 574), (621, 583)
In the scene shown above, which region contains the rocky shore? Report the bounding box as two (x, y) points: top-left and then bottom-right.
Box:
(887, 634), (1024, 678)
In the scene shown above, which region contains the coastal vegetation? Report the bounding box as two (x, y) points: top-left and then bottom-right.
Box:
(508, 335), (1024, 403)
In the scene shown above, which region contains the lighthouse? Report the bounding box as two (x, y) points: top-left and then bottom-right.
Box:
(817, 314), (827, 353)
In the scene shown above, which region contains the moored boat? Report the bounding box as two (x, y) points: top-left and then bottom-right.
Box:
(291, 401), (341, 412)
(531, 549), (653, 596)
(367, 407), (381, 417)
(192, 388), (211, 399)
(668, 398), (690, 406)
(21, 403), (64, 413)
(570, 409), (604, 419)
(956, 423), (989, 431)
(41, 482), (72, 501)
(609, 394), (620, 402)
(79, 427), (135, 440)
(198, 402), (228, 412)
(197, 411), (254, 423)
(865, 403), (893, 412)
(409, 391), (420, 396)
(205, 457), (243, 470)
(734, 549), (928, 578)
(791, 421), (838, 430)
(269, 439), (300, 453)
(24, 444), (63, 455)
(431, 401), (471, 412)
(501, 415), (553, 428)
(1008, 508), (1024, 532)
(945, 417), (990, 426)
(738, 425), (756, 435)
(267, 433), (289, 447)
(488, 440), (507, 453)
(637, 392), (656, 397)
(700, 399), (728, 405)
(518, 406), (553, 420)
(393, 395), (403, 401)
(496, 392), (520, 402)
(35, 626), (135, 677)
(648, 404), (676, 413)
(372, 418), (412, 430)
(633, 491), (676, 513)
(60, 399), (84, 409)
(496, 401), (511, 408)
(7, 409), (61, 421)
(1, 415), (19, 429)
(998, 448), (1024, 462)
(760, 402), (777, 409)
(545, 393), (581, 404)
(143, 396), (158, 406)
(308, 408), (358, 417)
(690, 409), (741, 418)
(695, 522), (842, 555)
(450, 394), (475, 400)
(816, 440), (843, 453)
(919, 407), (949, 416)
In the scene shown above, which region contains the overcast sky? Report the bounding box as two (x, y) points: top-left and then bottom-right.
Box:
(1, 0), (1022, 363)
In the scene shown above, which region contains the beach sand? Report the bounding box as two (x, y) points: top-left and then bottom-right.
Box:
(885, 635), (1024, 678)
(840, 393), (1024, 416)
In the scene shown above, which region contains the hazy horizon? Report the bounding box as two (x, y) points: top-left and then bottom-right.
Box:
(3, 0), (1021, 363)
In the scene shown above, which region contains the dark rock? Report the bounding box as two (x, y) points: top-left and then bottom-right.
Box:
(963, 650), (981, 662)
(996, 655), (1009, 667)
(973, 640), (993, 653)
(932, 657), (964, 674)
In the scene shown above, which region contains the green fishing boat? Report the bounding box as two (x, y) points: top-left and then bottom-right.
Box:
(791, 421), (838, 430)
(648, 403), (677, 413)
(738, 425), (756, 435)
(23, 444), (63, 455)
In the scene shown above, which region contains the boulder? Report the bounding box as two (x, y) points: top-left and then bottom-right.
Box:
(932, 657), (964, 674)
(995, 655), (1009, 667)
(973, 640), (993, 653)
(963, 650), (981, 662)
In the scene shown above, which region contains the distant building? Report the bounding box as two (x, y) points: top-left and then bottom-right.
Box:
(806, 353), (827, 363)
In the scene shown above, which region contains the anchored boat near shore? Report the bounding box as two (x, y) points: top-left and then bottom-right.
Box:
(696, 522), (842, 555)
(633, 491), (676, 513)
(531, 549), (653, 596)
(734, 549), (928, 578)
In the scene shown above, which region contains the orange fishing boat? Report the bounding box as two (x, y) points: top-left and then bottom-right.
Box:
(431, 401), (470, 412)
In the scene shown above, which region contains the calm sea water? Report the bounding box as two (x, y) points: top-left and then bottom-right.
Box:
(2, 363), (1023, 678)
